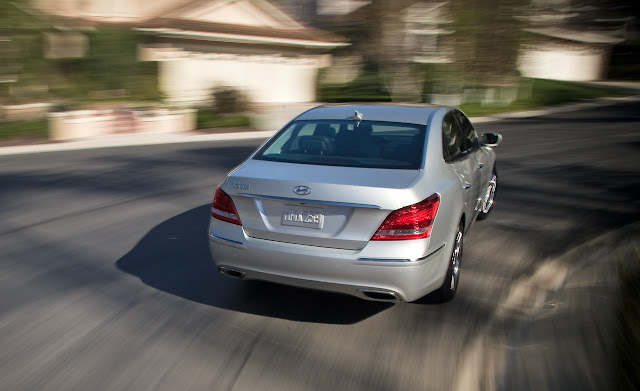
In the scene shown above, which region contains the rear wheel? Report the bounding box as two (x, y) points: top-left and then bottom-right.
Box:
(477, 167), (497, 220)
(435, 223), (463, 302)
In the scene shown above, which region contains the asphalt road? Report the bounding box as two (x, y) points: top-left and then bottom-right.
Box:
(0, 101), (638, 391)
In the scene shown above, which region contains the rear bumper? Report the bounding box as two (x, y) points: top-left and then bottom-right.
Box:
(208, 220), (450, 302)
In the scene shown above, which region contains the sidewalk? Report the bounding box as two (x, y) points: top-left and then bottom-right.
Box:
(0, 129), (276, 156)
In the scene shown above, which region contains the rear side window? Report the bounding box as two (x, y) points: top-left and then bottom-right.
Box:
(453, 110), (479, 149)
(442, 113), (465, 162)
(255, 120), (426, 169)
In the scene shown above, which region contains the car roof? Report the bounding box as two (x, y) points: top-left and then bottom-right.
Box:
(294, 104), (447, 126)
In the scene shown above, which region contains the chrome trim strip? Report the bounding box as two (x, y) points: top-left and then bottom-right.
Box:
(209, 232), (244, 246)
(357, 258), (412, 263)
(358, 243), (446, 264)
(238, 193), (381, 209)
(417, 243), (446, 261)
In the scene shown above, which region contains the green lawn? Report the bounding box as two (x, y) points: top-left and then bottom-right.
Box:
(196, 109), (251, 129)
(460, 78), (622, 116)
(0, 118), (48, 141)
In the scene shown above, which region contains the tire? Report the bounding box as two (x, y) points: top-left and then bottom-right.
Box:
(435, 223), (463, 302)
(477, 167), (497, 220)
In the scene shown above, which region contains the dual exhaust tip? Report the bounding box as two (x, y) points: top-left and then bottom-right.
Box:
(219, 267), (401, 302)
(359, 289), (401, 302)
(219, 266), (245, 279)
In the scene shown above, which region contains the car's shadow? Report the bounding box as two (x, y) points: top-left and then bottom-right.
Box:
(115, 205), (393, 324)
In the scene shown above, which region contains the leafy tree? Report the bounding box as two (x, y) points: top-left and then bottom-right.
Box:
(0, 0), (51, 103)
(450, 0), (526, 86)
(318, 0), (527, 101)
(44, 27), (159, 101)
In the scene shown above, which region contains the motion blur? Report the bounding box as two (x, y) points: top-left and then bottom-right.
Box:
(0, 1), (639, 391)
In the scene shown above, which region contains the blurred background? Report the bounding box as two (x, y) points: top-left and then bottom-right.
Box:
(0, 0), (638, 139)
(1, 2), (639, 390)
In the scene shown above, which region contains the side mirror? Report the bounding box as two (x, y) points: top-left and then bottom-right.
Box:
(482, 132), (502, 147)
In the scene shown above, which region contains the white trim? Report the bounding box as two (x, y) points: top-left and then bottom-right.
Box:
(136, 27), (349, 48)
(525, 27), (626, 45)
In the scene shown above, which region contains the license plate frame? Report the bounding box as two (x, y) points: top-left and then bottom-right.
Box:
(281, 207), (325, 229)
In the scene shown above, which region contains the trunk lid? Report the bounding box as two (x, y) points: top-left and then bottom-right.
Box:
(223, 160), (421, 250)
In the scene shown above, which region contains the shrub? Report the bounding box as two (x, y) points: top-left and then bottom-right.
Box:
(212, 87), (248, 114)
(317, 71), (391, 102)
(197, 108), (251, 129)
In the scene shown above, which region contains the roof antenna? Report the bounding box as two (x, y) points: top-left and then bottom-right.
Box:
(352, 110), (363, 127)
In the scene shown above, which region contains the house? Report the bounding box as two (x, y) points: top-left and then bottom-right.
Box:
(136, 0), (348, 106)
(516, 0), (630, 81)
(32, 0), (348, 107)
(518, 26), (627, 81)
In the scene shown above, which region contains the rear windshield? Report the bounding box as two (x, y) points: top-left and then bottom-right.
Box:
(254, 120), (426, 169)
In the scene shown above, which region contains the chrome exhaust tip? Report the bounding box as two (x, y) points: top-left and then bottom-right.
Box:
(359, 289), (401, 302)
(219, 266), (245, 279)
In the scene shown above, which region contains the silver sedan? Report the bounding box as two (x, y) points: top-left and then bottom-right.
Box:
(208, 104), (501, 302)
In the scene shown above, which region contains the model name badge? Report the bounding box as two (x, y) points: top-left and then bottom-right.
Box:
(231, 183), (251, 189)
(281, 208), (324, 229)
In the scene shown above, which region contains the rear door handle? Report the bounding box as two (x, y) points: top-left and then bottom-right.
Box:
(463, 182), (472, 189)
(477, 163), (484, 169)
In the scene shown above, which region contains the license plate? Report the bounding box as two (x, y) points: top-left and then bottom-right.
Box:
(281, 208), (324, 229)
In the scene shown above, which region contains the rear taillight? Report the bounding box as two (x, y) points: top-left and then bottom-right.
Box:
(371, 193), (440, 240)
(211, 187), (241, 225)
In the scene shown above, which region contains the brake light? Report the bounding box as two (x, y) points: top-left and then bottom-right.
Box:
(371, 193), (440, 240)
(211, 187), (242, 225)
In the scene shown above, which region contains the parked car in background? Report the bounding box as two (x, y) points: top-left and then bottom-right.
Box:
(208, 104), (501, 302)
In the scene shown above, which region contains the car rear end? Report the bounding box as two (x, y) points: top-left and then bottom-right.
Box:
(208, 105), (453, 301)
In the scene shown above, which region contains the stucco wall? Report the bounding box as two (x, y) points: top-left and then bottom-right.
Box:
(48, 108), (196, 141)
(518, 47), (607, 81)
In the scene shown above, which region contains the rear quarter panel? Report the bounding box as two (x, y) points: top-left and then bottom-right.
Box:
(407, 107), (465, 260)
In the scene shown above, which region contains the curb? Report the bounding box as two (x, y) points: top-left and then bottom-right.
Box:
(470, 95), (640, 123)
(0, 130), (276, 157)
